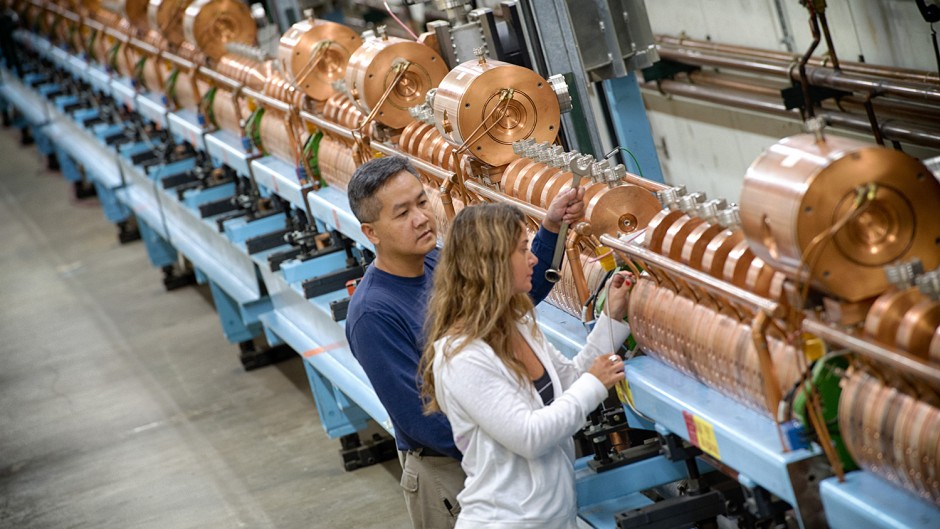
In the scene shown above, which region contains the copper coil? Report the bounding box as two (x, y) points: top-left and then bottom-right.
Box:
(680, 222), (725, 270)
(433, 58), (560, 166)
(701, 229), (745, 280)
(345, 35), (448, 130)
(644, 210), (684, 253)
(660, 215), (705, 261)
(278, 18), (362, 102)
(545, 252), (607, 318)
(865, 288), (924, 344)
(741, 134), (940, 302)
(534, 168), (569, 207)
(522, 165), (562, 205)
(148, 0), (195, 48)
(211, 88), (246, 134)
(258, 108), (306, 165)
(423, 183), (465, 238)
(509, 160), (544, 199)
(397, 121), (424, 154)
(498, 157), (529, 197)
(171, 71), (209, 110)
(317, 136), (357, 189)
(722, 240), (757, 289)
(629, 274), (801, 415)
(840, 371), (940, 504)
(140, 52), (170, 92)
(215, 54), (268, 91)
(744, 257), (778, 298)
(896, 300), (940, 360)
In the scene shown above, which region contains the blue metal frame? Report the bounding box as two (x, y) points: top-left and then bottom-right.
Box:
(820, 472), (939, 529)
(602, 72), (664, 182)
(137, 217), (178, 269)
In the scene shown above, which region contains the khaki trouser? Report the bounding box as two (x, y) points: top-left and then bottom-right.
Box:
(400, 450), (466, 529)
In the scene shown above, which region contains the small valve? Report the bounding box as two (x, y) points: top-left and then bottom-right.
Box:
(916, 267), (940, 300)
(547, 74), (572, 114)
(884, 259), (925, 290)
(715, 204), (742, 230)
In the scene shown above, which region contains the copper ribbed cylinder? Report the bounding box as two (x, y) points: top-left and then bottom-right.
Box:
(628, 274), (801, 415)
(278, 18), (362, 102)
(147, 0), (195, 48)
(317, 136), (357, 190)
(345, 35), (448, 129)
(840, 371), (940, 504)
(740, 134), (940, 302)
(433, 58), (559, 167)
(182, 0), (255, 61)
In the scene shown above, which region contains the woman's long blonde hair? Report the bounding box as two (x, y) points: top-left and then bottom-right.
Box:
(420, 203), (536, 413)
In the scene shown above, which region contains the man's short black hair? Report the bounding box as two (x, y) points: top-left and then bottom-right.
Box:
(347, 156), (420, 223)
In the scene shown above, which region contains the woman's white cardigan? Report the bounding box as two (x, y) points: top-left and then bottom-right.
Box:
(432, 314), (631, 529)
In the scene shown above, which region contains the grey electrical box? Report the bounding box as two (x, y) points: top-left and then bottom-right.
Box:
(565, 0), (658, 81)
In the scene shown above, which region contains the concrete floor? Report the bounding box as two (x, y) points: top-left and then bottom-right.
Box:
(0, 124), (410, 528)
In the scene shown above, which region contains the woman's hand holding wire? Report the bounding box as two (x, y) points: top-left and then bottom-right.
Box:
(605, 271), (635, 321)
(588, 353), (625, 389)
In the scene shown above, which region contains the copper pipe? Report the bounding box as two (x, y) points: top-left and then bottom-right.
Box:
(656, 47), (940, 106)
(438, 178), (457, 221)
(656, 35), (940, 84)
(463, 180), (547, 221)
(641, 79), (940, 149)
(599, 234), (783, 318)
(802, 318), (940, 388)
(565, 224), (591, 307)
(684, 70), (940, 125)
(751, 311), (783, 418)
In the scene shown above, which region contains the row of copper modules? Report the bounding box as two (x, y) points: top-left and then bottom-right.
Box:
(16, 0), (940, 508)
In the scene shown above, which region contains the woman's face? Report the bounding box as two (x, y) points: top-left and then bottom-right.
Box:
(510, 228), (538, 295)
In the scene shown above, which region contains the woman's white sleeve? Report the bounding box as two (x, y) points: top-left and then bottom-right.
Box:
(548, 314), (632, 389)
(439, 346), (608, 459)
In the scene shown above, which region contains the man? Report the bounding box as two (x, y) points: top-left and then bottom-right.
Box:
(345, 156), (585, 529)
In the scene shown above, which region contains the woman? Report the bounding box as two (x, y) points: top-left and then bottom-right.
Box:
(420, 203), (633, 528)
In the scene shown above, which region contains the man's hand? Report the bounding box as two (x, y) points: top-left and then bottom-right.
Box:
(543, 186), (586, 233)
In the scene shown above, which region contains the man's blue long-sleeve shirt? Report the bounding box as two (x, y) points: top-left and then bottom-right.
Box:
(345, 226), (559, 460)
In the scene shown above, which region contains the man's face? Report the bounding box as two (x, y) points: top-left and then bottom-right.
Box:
(362, 171), (438, 260)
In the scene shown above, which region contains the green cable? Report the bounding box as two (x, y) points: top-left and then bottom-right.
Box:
(133, 56), (148, 86)
(107, 41), (121, 72)
(244, 107), (265, 154)
(165, 69), (180, 106)
(304, 130), (325, 186)
(200, 86), (218, 128)
(617, 147), (644, 177)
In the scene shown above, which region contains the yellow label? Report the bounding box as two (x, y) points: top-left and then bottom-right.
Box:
(803, 333), (825, 362)
(372, 150), (384, 159)
(692, 415), (720, 459)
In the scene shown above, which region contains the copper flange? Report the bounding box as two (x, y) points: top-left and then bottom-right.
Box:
(105, 0), (149, 33)
(182, 0), (256, 61)
(740, 133), (940, 302)
(433, 58), (560, 166)
(345, 35), (447, 129)
(148, 0), (194, 48)
(278, 18), (362, 102)
(584, 185), (662, 239)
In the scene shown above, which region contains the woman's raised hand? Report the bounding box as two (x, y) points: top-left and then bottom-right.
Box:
(587, 353), (625, 389)
(606, 271), (635, 321)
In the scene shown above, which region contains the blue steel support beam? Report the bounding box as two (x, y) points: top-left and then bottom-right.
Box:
(602, 72), (664, 182)
(137, 217), (179, 269)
